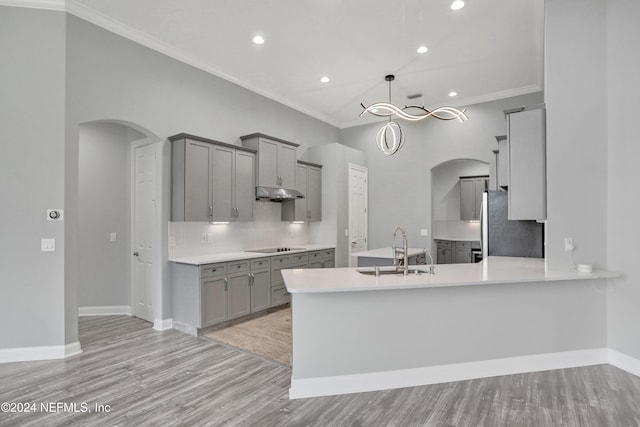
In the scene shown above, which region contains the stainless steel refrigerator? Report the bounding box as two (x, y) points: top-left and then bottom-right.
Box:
(481, 191), (544, 258)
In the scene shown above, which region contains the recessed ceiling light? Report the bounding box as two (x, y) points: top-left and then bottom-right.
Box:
(320, 76), (330, 83)
(417, 46), (429, 54)
(252, 35), (265, 45)
(451, 0), (465, 10)
(449, 91), (458, 97)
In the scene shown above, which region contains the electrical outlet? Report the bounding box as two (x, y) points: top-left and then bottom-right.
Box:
(110, 232), (117, 242)
(420, 229), (429, 237)
(564, 237), (574, 252)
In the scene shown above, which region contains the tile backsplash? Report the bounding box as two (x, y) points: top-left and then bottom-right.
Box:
(432, 220), (481, 241)
(168, 201), (311, 259)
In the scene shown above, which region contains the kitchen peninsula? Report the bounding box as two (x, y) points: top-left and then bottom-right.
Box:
(283, 256), (617, 399)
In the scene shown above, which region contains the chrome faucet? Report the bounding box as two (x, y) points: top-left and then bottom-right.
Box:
(392, 226), (409, 276)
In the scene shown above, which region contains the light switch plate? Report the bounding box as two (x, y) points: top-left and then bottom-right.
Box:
(41, 238), (55, 252)
(420, 229), (429, 237)
(110, 232), (117, 242)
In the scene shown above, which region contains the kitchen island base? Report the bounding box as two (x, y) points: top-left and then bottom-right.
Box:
(286, 260), (612, 399)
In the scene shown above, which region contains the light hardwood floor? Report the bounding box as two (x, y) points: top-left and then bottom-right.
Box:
(1, 316), (640, 426)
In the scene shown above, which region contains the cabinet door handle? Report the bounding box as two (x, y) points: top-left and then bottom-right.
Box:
(209, 205), (213, 221)
(224, 278), (228, 291)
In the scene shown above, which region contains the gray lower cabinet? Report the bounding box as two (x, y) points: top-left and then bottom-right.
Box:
(453, 241), (472, 264)
(171, 248), (335, 333)
(436, 240), (479, 264)
(201, 268), (227, 327)
(307, 249), (335, 268)
(250, 258), (271, 312)
(270, 254), (291, 307)
(227, 260), (251, 320)
(436, 240), (452, 264)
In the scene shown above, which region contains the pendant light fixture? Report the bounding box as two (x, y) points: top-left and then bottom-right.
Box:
(360, 75), (469, 155)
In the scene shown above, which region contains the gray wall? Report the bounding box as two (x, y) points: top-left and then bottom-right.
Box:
(339, 92), (543, 250)
(64, 15), (340, 324)
(544, 0), (608, 272)
(431, 160), (489, 221)
(0, 8), (67, 348)
(606, 0), (640, 359)
(78, 122), (144, 307)
(306, 143), (367, 267)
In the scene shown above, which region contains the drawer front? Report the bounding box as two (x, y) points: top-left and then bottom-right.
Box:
(271, 255), (291, 268)
(290, 254), (308, 264)
(227, 260), (250, 273)
(251, 257), (271, 270)
(271, 286), (290, 307)
(308, 251), (322, 260)
(455, 241), (472, 249)
(435, 240), (452, 248)
(320, 249), (335, 259)
(201, 263), (227, 278)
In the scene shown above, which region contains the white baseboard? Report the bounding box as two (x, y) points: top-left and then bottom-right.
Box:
(153, 318), (173, 331)
(289, 348), (609, 399)
(172, 321), (198, 337)
(608, 348), (640, 377)
(0, 341), (82, 364)
(78, 305), (132, 316)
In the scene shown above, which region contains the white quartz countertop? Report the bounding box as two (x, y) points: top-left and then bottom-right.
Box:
(433, 236), (481, 242)
(282, 256), (619, 294)
(169, 244), (334, 266)
(351, 247), (426, 259)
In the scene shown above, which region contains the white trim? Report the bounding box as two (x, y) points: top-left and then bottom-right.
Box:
(153, 318), (173, 331)
(0, 341), (82, 364)
(0, 0), (64, 10)
(172, 321), (198, 337)
(608, 349), (640, 378)
(78, 305), (132, 316)
(289, 348), (608, 399)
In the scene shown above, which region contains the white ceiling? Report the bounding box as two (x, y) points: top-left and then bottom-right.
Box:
(67, 0), (545, 128)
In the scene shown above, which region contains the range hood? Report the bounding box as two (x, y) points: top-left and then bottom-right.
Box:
(256, 186), (304, 201)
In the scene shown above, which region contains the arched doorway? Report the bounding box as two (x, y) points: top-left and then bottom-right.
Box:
(430, 158), (489, 256)
(77, 120), (162, 325)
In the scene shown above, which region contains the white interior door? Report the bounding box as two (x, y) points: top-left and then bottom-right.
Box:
(133, 143), (156, 322)
(348, 164), (368, 267)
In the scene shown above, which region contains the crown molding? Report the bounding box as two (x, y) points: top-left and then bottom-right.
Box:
(0, 0), (64, 10)
(63, 1), (341, 128)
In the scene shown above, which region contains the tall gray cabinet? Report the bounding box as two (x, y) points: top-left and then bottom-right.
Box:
(171, 133), (256, 222)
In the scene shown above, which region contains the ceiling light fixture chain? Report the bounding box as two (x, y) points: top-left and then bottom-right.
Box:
(360, 74), (468, 156)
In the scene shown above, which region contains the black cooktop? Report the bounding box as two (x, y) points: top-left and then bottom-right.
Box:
(247, 247), (306, 253)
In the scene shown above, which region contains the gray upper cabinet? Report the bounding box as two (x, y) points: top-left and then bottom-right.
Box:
(171, 133), (256, 222)
(460, 176), (488, 221)
(240, 133), (299, 189)
(506, 105), (547, 220)
(495, 135), (508, 190)
(282, 161), (323, 222)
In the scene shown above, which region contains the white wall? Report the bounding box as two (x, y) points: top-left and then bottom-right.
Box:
(0, 7), (68, 349)
(339, 93), (543, 251)
(606, 0), (640, 359)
